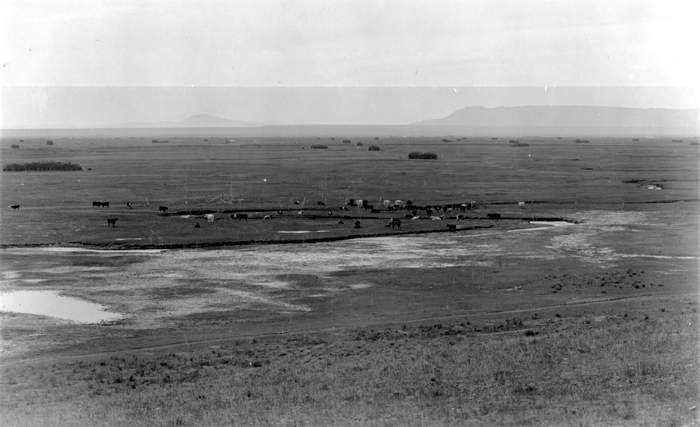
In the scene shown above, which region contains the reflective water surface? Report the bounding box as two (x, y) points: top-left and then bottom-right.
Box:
(0, 290), (122, 323)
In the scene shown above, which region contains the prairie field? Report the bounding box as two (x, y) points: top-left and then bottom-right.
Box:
(0, 129), (699, 426)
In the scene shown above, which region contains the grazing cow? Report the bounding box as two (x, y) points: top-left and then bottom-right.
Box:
(487, 213), (501, 220)
(518, 202), (526, 208)
(206, 214), (215, 223)
(363, 204), (374, 211)
(354, 220), (361, 228)
(412, 216), (421, 220)
(411, 209), (418, 216)
(386, 218), (401, 229)
(317, 201), (325, 206)
(337, 220), (344, 225)
(431, 216), (442, 220)
(232, 213), (248, 221)
(107, 218), (118, 227)
(298, 211), (304, 215)
(394, 200), (403, 206)
(126, 202), (133, 209)
(92, 201), (101, 208)
(159, 206), (168, 213)
(277, 210), (283, 215)
(404, 213), (413, 219)
(327, 211), (333, 216)
(460, 204), (467, 212)
(356, 199), (363, 207)
(446, 224), (457, 232)
(194, 223), (200, 228)
(383, 200), (392, 207)
(102, 202), (109, 208)
(264, 215), (272, 220)
(9, 204), (19, 210)
(426, 209), (433, 217)
(456, 214), (464, 220)
(339, 206), (348, 211)
(371, 209), (380, 213)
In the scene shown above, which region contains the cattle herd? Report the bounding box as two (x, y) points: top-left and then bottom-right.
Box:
(6, 197), (516, 233)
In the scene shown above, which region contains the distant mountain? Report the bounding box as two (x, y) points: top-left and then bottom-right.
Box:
(98, 114), (264, 128)
(411, 106), (699, 132)
(174, 114), (262, 128)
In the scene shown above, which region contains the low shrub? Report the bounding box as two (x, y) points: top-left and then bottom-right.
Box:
(356, 142), (364, 146)
(342, 140), (351, 143)
(368, 145), (381, 151)
(311, 145), (328, 149)
(3, 161), (84, 171)
(10, 144), (20, 149)
(408, 152), (437, 159)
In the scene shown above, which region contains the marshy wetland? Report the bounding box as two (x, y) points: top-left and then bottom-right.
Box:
(1, 131), (698, 426)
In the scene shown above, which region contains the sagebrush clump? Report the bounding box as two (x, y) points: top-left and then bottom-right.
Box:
(408, 152), (438, 159)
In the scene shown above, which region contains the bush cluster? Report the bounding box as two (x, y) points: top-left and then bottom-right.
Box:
(3, 161), (84, 171)
(311, 145), (328, 149)
(408, 152), (438, 159)
(368, 145), (381, 151)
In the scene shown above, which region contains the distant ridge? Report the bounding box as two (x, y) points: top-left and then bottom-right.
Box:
(411, 106), (699, 131)
(174, 114), (262, 128)
(99, 114), (264, 128)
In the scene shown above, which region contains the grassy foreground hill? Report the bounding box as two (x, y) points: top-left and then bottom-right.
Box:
(1, 304), (697, 427)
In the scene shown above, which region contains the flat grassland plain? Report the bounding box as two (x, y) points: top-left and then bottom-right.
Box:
(1, 129), (699, 426)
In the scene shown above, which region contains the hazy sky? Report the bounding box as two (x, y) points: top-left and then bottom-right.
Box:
(1, 0), (698, 127)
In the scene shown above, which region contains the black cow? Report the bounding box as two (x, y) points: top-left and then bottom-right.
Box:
(317, 201), (325, 206)
(126, 202), (133, 209)
(107, 218), (119, 227)
(446, 224), (457, 232)
(232, 213), (248, 221)
(92, 201), (101, 208)
(371, 209), (380, 213)
(487, 213), (501, 220)
(9, 204), (19, 210)
(386, 218), (401, 229)
(426, 209), (433, 217)
(363, 204), (374, 211)
(194, 223), (201, 228)
(102, 202), (109, 208)
(354, 220), (361, 228)
(337, 220), (344, 224)
(159, 206), (168, 213)
(404, 213), (413, 219)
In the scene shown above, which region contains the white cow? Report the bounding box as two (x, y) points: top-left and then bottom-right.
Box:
(206, 214), (215, 223)
(383, 199), (392, 207)
(395, 200), (403, 205)
(263, 215), (272, 220)
(430, 216), (442, 220)
(518, 202), (526, 208)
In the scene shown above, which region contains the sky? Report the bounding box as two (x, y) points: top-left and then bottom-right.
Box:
(1, 0), (698, 127)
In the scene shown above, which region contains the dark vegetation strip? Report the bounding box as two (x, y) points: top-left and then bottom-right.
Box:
(2, 161), (84, 171)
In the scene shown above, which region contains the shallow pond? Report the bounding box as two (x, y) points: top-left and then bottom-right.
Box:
(0, 290), (122, 323)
